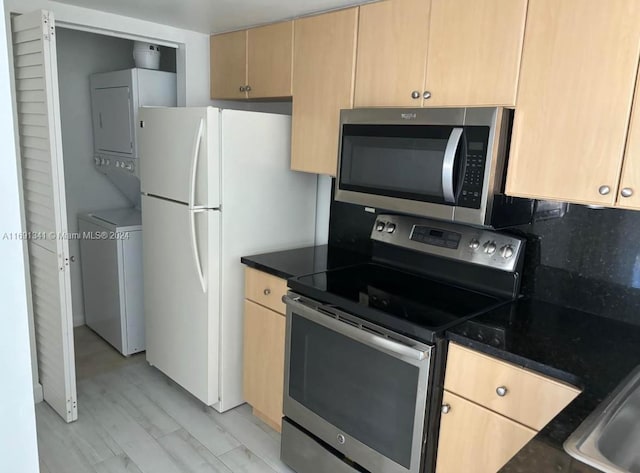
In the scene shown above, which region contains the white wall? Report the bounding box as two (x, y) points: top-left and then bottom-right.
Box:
(57, 28), (135, 326)
(0, 0), (40, 471)
(315, 174), (332, 245)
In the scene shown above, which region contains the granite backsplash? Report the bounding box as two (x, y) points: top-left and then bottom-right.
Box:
(328, 189), (640, 325)
(514, 204), (640, 325)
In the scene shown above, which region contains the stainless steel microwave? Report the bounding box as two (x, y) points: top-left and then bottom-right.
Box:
(335, 107), (531, 227)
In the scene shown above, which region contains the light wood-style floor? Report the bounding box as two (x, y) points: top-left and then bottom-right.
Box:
(36, 326), (293, 473)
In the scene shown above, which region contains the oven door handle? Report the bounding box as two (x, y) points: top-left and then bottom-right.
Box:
(284, 295), (430, 362)
(442, 127), (463, 203)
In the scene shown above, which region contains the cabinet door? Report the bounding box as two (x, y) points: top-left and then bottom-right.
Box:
(92, 86), (133, 155)
(444, 344), (580, 431)
(424, 0), (527, 107)
(210, 30), (247, 99)
(243, 300), (286, 431)
(247, 21), (293, 98)
(436, 391), (536, 473)
(291, 8), (358, 176)
(354, 0), (431, 107)
(618, 68), (640, 209)
(506, 0), (640, 206)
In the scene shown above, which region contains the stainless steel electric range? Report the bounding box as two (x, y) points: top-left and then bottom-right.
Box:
(280, 214), (527, 473)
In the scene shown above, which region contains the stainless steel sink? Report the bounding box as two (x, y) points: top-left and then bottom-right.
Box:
(564, 366), (640, 473)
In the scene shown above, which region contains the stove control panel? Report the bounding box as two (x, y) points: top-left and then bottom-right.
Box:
(371, 214), (525, 272)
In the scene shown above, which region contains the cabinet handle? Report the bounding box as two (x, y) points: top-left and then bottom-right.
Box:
(99, 112), (103, 128)
(263, 288), (271, 296)
(411, 90), (420, 99)
(245, 85), (252, 92)
(239, 86), (246, 92)
(441, 403), (451, 414)
(621, 187), (634, 198)
(598, 185), (611, 195)
(496, 386), (508, 397)
(423, 91), (432, 100)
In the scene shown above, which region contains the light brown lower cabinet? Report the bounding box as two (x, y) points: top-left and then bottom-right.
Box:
(243, 299), (286, 432)
(436, 391), (536, 473)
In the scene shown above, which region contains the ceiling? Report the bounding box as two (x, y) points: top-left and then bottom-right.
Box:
(56, 0), (371, 34)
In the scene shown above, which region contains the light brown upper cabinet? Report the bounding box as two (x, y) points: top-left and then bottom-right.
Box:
(424, 0), (527, 107)
(246, 22), (293, 98)
(354, 0), (527, 108)
(291, 8), (358, 176)
(210, 21), (293, 99)
(506, 0), (640, 206)
(210, 30), (247, 100)
(354, 0), (431, 107)
(616, 67), (640, 210)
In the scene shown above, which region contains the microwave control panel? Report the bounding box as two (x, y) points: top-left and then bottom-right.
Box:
(458, 127), (490, 209)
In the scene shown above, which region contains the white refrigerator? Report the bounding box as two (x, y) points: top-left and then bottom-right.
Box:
(139, 107), (317, 411)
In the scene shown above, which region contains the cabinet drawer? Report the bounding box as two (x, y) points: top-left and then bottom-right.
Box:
(444, 343), (580, 430)
(245, 267), (288, 315)
(436, 390), (536, 473)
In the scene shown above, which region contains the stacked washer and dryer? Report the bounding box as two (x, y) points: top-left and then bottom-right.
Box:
(79, 66), (176, 355)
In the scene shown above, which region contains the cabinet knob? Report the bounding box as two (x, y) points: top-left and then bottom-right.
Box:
(411, 90), (420, 99)
(496, 386), (508, 397)
(598, 185), (611, 195)
(239, 86), (246, 92)
(621, 187), (634, 198)
(263, 288), (271, 296)
(245, 85), (252, 92)
(441, 403), (451, 414)
(423, 91), (432, 100)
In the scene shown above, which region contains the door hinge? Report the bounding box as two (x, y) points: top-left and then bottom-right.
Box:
(42, 13), (54, 42)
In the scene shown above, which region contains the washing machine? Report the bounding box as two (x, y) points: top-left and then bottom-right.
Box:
(79, 208), (144, 356)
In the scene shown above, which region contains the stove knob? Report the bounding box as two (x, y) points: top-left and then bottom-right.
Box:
(385, 223), (396, 234)
(469, 239), (480, 250)
(500, 245), (514, 259)
(483, 241), (497, 255)
(375, 221), (385, 232)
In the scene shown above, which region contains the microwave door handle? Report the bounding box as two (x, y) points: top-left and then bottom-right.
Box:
(442, 127), (464, 203)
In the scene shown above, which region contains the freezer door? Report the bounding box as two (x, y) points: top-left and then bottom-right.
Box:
(142, 195), (220, 405)
(139, 107), (220, 208)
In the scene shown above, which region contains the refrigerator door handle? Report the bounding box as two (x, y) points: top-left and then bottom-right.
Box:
(189, 208), (207, 293)
(188, 118), (205, 210)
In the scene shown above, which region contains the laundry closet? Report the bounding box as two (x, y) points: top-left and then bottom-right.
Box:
(58, 28), (177, 362)
(11, 12), (180, 422)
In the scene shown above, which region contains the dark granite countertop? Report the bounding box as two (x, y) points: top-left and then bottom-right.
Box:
(240, 244), (369, 280)
(447, 298), (640, 472)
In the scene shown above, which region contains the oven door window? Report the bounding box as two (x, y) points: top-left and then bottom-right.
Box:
(339, 124), (463, 204)
(288, 314), (422, 469)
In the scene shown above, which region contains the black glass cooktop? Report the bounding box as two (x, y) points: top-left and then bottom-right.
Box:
(288, 262), (510, 343)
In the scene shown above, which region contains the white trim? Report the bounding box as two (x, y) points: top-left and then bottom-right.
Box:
(55, 20), (180, 48)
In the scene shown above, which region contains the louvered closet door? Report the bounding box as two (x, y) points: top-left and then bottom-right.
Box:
(12, 10), (77, 422)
